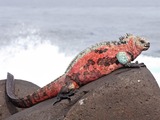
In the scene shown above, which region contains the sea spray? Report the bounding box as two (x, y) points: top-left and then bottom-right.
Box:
(0, 41), (73, 87)
(136, 55), (160, 86)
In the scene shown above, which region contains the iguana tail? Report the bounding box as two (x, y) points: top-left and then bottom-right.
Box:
(6, 73), (66, 108)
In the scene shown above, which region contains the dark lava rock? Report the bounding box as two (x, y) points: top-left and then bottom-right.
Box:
(0, 79), (40, 120)
(5, 67), (160, 120)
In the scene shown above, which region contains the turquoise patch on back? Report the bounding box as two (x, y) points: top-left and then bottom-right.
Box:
(116, 52), (129, 65)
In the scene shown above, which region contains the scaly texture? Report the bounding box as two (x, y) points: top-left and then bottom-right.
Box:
(6, 34), (150, 108)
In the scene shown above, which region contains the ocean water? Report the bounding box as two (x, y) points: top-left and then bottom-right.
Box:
(0, 0), (160, 87)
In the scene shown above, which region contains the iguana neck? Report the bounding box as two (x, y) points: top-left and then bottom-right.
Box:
(127, 38), (142, 60)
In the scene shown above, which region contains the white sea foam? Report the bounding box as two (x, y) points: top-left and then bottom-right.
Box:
(0, 40), (73, 87)
(135, 55), (160, 86)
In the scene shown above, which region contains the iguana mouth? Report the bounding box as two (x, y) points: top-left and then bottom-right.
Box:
(143, 42), (150, 50)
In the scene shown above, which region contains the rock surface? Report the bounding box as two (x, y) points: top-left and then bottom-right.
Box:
(0, 79), (40, 120)
(4, 67), (160, 120)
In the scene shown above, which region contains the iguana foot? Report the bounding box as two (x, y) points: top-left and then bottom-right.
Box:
(125, 61), (146, 68)
(53, 89), (76, 105)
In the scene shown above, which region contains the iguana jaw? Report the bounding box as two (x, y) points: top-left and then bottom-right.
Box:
(143, 42), (150, 51)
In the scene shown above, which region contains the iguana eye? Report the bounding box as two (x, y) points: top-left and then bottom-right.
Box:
(140, 40), (145, 44)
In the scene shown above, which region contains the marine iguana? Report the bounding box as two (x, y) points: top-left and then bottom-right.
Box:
(6, 33), (150, 108)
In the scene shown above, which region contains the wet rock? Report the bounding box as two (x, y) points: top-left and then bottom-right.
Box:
(5, 67), (160, 120)
(0, 79), (40, 120)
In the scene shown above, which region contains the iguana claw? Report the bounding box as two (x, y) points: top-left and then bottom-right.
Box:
(53, 89), (76, 105)
(125, 61), (146, 68)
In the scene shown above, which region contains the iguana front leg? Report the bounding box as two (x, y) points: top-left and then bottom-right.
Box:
(124, 61), (146, 68)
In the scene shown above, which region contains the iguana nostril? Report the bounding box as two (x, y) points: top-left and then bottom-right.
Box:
(145, 42), (150, 47)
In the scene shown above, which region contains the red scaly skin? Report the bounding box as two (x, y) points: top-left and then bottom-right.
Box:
(6, 34), (150, 108)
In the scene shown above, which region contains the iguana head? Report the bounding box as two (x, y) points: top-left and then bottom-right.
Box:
(119, 33), (150, 51)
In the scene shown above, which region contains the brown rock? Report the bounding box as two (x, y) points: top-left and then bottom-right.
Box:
(5, 67), (160, 120)
(0, 79), (40, 120)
